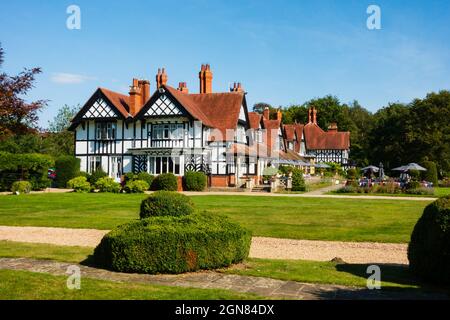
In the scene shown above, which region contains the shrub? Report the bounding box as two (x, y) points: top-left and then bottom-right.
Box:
(184, 171), (207, 191)
(0, 152), (53, 191)
(140, 191), (194, 219)
(152, 173), (178, 191)
(95, 177), (121, 193)
(278, 165), (293, 176)
(124, 180), (149, 193)
(93, 212), (252, 274)
(422, 161), (438, 185)
(137, 172), (154, 190)
(409, 170), (421, 181)
(88, 168), (108, 185)
(346, 168), (358, 180)
(336, 186), (357, 193)
(11, 181), (32, 194)
(67, 176), (91, 193)
(55, 156), (80, 188)
(375, 182), (402, 194)
(124, 172), (136, 182)
(439, 178), (450, 188)
(408, 196), (450, 284)
(404, 187), (434, 195)
(405, 181), (421, 190)
(291, 168), (306, 191)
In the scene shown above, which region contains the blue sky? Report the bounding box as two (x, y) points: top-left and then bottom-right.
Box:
(1, 0), (449, 128)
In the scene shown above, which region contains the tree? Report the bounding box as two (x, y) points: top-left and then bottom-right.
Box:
(48, 104), (80, 132)
(0, 43), (47, 139)
(253, 102), (273, 114)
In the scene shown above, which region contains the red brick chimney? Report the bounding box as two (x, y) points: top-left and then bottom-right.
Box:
(276, 108), (282, 122)
(138, 80), (150, 104)
(177, 82), (189, 93)
(129, 78), (141, 115)
(308, 107), (317, 124)
(230, 82), (244, 92)
(156, 68), (168, 89)
(328, 122), (338, 133)
(199, 64), (213, 94)
(263, 107), (270, 120)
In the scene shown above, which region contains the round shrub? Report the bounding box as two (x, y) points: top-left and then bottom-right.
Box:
(93, 212), (252, 274)
(55, 156), (80, 188)
(152, 173), (178, 191)
(137, 172), (154, 190)
(291, 167), (306, 191)
(11, 181), (32, 194)
(88, 168), (107, 185)
(408, 195), (450, 284)
(124, 180), (149, 193)
(422, 161), (438, 185)
(184, 171), (207, 191)
(95, 177), (121, 193)
(124, 172), (136, 182)
(67, 176), (91, 193)
(140, 191), (194, 219)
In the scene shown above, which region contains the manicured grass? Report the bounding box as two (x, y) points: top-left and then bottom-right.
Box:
(222, 258), (426, 289)
(435, 187), (450, 197)
(0, 240), (92, 263)
(0, 270), (261, 300)
(0, 193), (432, 242)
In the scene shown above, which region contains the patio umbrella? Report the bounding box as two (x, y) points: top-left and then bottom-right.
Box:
(392, 163), (427, 172)
(361, 165), (379, 172)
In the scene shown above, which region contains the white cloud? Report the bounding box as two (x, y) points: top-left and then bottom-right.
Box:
(50, 72), (96, 84)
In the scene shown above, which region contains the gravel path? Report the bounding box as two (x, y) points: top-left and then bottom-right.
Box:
(0, 226), (408, 265)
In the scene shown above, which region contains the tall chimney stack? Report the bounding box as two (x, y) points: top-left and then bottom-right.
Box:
(276, 108), (282, 121)
(312, 107), (317, 124)
(156, 68), (168, 89)
(263, 107), (270, 120)
(230, 82), (244, 92)
(129, 78), (141, 115)
(199, 64), (213, 94)
(328, 122), (338, 133)
(138, 80), (150, 105)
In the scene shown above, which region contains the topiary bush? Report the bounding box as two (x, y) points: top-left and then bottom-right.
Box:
(184, 171), (207, 191)
(140, 191), (194, 219)
(422, 161), (438, 185)
(137, 172), (154, 190)
(95, 177), (121, 193)
(55, 156), (80, 188)
(405, 187), (434, 195)
(11, 181), (32, 194)
(93, 212), (252, 274)
(152, 173), (178, 191)
(408, 196), (450, 284)
(291, 167), (306, 191)
(124, 180), (149, 193)
(67, 176), (91, 193)
(88, 168), (108, 185)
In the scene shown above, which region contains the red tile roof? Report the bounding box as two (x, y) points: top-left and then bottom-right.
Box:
(165, 85), (245, 131)
(99, 88), (131, 118)
(303, 122), (350, 150)
(283, 124), (296, 141)
(248, 112), (262, 129)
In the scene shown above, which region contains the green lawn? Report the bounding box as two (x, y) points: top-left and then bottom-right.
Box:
(436, 187), (450, 197)
(0, 193), (432, 242)
(0, 270), (261, 300)
(1, 241), (447, 293)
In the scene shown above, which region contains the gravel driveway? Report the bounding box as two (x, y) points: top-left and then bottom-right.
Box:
(0, 226), (408, 265)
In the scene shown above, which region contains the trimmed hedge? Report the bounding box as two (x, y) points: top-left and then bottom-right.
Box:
(55, 156), (80, 188)
(184, 171), (207, 191)
(152, 173), (178, 191)
(291, 168), (306, 191)
(67, 176), (91, 193)
(124, 180), (149, 193)
(88, 168), (108, 185)
(140, 191), (194, 219)
(11, 181), (32, 194)
(422, 161), (438, 185)
(93, 212), (252, 274)
(95, 177), (121, 193)
(137, 172), (154, 190)
(408, 195), (450, 284)
(0, 152), (53, 191)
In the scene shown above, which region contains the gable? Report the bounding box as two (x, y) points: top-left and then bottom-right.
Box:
(82, 98), (118, 119)
(144, 94), (183, 117)
(239, 104), (246, 122)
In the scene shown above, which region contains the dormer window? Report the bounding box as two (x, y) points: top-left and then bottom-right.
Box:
(96, 122), (116, 140)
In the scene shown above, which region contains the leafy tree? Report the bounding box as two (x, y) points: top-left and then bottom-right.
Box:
(48, 104), (80, 132)
(0, 44), (47, 139)
(253, 102), (273, 113)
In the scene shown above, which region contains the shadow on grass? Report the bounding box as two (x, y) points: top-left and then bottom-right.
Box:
(332, 263), (450, 299)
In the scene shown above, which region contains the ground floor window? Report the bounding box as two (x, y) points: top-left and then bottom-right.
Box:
(110, 156), (122, 179)
(89, 156), (101, 173)
(149, 156), (180, 175)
